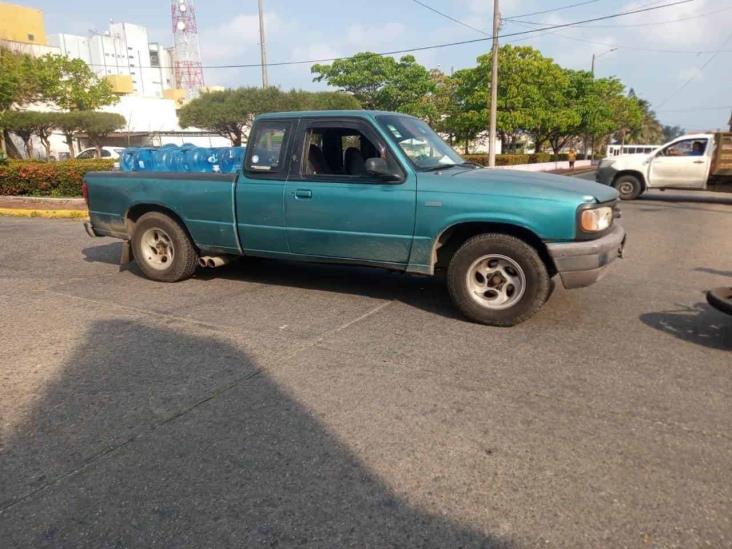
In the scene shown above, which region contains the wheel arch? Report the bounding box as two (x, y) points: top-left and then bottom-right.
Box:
(125, 203), (197, 248)
(613, 170), (647, 191)
(432, 221), (557, 277)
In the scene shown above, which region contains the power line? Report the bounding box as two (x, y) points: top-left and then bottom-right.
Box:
(503, 5), (732, 28)
(408, 0), (487, 35)
(656, 30), (732, 108)
(505, 0), (604, 20)
(503, 20), (732, 54)
(80, 0), (694, 70)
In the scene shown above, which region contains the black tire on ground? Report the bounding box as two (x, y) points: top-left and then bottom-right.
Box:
(446, 233), (551, 326)
(131, 211), (198, 282)
(613, 174), (643, 200)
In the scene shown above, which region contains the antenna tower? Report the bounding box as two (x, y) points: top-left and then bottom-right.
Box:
(171, 0), (205, 99)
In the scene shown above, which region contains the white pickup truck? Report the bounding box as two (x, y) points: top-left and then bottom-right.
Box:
(596, 132), (732, 199)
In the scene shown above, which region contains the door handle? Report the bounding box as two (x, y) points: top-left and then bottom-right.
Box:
(692, 160), (704, 164)
(294, 189), (312, 199)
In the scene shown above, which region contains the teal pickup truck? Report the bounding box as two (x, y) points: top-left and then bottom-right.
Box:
(84, 110), (626, 326)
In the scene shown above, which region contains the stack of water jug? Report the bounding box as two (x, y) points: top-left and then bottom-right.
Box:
(119, 144), (246, 174)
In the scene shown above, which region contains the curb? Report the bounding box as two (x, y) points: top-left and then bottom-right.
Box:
(0, 208), (88, 219)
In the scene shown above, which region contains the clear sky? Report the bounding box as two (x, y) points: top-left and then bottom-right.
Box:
(29, 0), (732, 132)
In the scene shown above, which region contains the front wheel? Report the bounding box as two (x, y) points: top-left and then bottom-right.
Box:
(447, 233), (551, 326)
(131, 212), (198, 282)
(613, 174), (642, 200)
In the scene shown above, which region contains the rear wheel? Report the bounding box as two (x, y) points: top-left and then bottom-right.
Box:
(447, 233), (551, 326)
(132, 212), (198, 282)
(613, 174), (642, 200)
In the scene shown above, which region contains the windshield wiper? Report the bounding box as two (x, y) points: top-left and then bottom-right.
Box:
(421, 164), (459, 172)
(459, 161), (481, 169)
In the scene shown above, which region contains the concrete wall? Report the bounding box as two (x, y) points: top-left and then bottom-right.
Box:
(0, 2), (47, 45)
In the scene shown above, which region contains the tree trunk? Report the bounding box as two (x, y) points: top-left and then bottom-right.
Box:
(64, 132), (76, 157)
(42, 139), (52, 160)
(95, 143), (102, 158)
(464, 139), (469, 155)
(24, 138), (33, 159)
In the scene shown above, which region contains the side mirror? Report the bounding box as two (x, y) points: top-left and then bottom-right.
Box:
(365, 157), (400, 181)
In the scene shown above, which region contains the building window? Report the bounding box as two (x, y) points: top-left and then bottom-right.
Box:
(150, 51), (160, 67)
(27, 33), (35, 42)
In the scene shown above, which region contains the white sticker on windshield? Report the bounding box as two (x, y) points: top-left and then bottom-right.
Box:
(252, 154), (259, 164)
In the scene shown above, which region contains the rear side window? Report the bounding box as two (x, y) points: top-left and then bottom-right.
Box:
(245, 121), (291, 176)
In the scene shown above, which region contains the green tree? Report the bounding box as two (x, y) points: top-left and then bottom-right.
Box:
(284, 89), (361, 111)
(178, 88), (280, 146)
(0, 48), (38, 155)
(2, 110), (43, 157)
(54, 111), (84, 157)
(662, 124), (685, 142)
(35, 54), (118, 111)
(77, 111), (126, 157)
(311, 52), (434, 114)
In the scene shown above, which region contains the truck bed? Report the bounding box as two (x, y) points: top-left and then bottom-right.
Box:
(85, 171), (241, 254)
(711, 133), (732, 177)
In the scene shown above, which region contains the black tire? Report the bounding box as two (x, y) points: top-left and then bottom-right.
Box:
(131, 212), (198, 282)
(613, 174), (642, 200)
(447, 233), (551, 326)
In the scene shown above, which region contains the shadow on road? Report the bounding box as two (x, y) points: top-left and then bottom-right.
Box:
(81, 241), (122, 265)
(639, 192), (732, 206)
(694, 267), (732, 278)
(639, 303), (732, 351)
(0, 320), (505, 547)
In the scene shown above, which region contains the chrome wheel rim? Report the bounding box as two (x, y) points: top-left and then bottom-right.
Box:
(466, 254), (526, 310)
(141, 227), (174, 270)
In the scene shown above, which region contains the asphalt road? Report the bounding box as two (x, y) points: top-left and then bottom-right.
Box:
(1, 184), (731, 547)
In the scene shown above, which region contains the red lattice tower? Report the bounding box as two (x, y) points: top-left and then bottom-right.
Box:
(171, 0), (205, 98)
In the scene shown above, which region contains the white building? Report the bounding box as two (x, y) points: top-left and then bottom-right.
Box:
(51, 22), (176, 99)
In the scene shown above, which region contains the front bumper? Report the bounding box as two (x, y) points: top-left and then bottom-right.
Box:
(595, 165), (618, 186)
(547, 224), (626, 289)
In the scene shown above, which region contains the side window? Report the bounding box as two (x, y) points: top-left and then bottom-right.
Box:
(101, 149), (112, 157)
(245, 121), (290, 175)
(77, 149), (95, 159)
(663, 139), (707, 157)
(301, 124), (402, 181)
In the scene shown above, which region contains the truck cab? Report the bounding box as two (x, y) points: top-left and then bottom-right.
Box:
(596, 132), (732, 199)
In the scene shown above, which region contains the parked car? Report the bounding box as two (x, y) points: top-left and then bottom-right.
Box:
(596, 132), (732, 199)
(82, 110), (626, 326)
(76, 147), (125, 160)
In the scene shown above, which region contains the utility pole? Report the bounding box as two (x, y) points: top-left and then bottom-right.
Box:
(488, 0), (500, 167)
(258, 0), (269, 88)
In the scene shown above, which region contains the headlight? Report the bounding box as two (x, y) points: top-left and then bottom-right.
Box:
(580, 206), (613, 232)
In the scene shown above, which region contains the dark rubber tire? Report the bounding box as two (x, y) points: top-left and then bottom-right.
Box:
(613, 174), (642, 200)
(132, 212), (198, 282)
(446, 233), (551, 326)
(706, 287), (732, 316)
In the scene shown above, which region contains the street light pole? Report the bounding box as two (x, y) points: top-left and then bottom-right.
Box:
(488, 0), (500, 167)
(258, 0), (269, 88)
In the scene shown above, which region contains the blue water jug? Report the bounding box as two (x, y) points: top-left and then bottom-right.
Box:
(119, 148), (137, 172)
(184, 147), (211, 173)
(218, 147), (246, 173)
(133, 148), (154, 171)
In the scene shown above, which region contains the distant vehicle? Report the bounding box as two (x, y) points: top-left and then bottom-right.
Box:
(605, 144), (659, 157)
(83, 110), (625, 326)
(76, 147), (125, 160)
(596, 133), (732, 199)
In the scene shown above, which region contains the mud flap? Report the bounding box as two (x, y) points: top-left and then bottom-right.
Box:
(120, 240), (133, 271)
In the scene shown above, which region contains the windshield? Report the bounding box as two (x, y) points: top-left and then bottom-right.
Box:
(375, 114), (464, 171)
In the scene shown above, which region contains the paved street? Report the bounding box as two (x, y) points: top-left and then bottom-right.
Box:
(1, 186), (730, 547)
